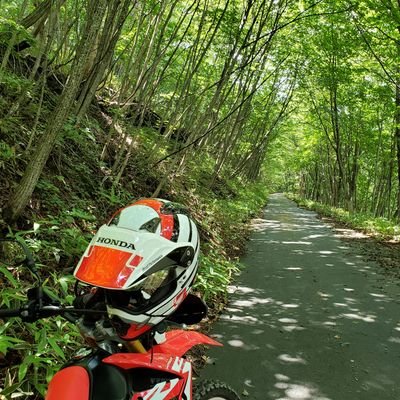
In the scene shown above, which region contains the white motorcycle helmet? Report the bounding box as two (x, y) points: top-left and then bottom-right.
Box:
(73, 198), (200, 339)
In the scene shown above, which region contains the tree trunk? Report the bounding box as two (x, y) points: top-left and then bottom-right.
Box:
(394, 24), (400, 220)
(3, 0), (108, 223)
(395, 76), (400, 220)
(0, 0), (29, 71)
(75, 0), (132, 120)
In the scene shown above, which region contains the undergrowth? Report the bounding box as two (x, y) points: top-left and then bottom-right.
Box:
(0, 181), (268, 399)
(288, 194), (400, 241)
(0, 70), (269, 398)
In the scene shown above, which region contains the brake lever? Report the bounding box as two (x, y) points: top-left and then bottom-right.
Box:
(20, 299), (41, 323)
(18, 287), (59, 322)
(156, 320), (188, 333)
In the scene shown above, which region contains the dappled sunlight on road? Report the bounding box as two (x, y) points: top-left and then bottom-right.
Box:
(217, 281), (389, 332)
(341, 313), (376, 323)
(281, 241), (312, 245)
(203, 194), (400, 399)
(269, 374), (332, 400)
(278, 354), (307, 364)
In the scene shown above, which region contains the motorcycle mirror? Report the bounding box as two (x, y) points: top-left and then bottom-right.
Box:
(167, 293), (208, 325)
(0, 239), (27, 266)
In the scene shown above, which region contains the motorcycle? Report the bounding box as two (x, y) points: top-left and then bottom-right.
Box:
(0, 238), (240, 400)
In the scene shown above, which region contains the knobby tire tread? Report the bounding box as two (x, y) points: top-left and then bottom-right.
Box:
(194, 380), (241, 400)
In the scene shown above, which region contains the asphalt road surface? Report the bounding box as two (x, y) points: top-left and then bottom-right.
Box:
(202, 193), (400, 400)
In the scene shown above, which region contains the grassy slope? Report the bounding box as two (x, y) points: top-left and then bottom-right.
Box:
(0, 71), (268, 398)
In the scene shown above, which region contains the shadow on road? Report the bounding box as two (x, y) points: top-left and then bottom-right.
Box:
(202, 194), (400, 400)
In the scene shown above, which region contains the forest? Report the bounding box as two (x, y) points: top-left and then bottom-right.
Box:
(0, 0), (399, 398)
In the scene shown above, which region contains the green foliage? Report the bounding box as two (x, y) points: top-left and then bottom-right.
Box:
(0, 70), (31, 95)
(195, 252), (239, 302)
(0, 271), (82, 397)
(27, 219), (93, 264)
(0, 18), (33, 47)
(289, 194), (400, 240)
(262, 0), (400, 221)
(0, 140), (15, 170)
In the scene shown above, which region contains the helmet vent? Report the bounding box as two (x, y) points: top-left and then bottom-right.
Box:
(139, 217), (161, 233)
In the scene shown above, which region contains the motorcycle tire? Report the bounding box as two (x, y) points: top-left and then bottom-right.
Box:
(194, 380), (241, 400)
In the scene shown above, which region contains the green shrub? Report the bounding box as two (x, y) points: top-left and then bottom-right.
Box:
(288, 193), (400, 240)
(0, 271), (81, 398)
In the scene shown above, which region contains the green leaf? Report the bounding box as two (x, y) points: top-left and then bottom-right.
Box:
(0, 335), (25, 353)
(18, 354), (36, 382)
(36, 328), (47, 354)
(48, 337), (66, 360)
(0, 265), (18, 287)
(0, 383), (23, 397)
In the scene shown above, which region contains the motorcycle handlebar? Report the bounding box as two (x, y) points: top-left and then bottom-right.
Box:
(0, 305), (107, 321)
(0, 308), (22, 318)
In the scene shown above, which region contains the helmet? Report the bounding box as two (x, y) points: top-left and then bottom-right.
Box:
(73, 198), (200, 339)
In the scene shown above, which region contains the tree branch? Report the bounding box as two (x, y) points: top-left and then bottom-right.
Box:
(153, 55), (289, 166)
(351, 13), (399, 88)
(242, 0), (352, 50)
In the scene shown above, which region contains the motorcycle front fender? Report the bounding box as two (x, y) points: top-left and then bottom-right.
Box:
(45, 366), (90, 400)
(46, 350), (129, 400)
(103, 351), (192, 400)
(152, 329), (222, 357)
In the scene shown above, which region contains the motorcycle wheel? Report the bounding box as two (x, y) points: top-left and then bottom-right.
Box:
(194, 380), (241, 400)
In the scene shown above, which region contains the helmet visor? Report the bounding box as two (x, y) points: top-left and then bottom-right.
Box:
(138, 267), (176, 297)
(110, 205), (161, 234)
(105, 267), (177, 312)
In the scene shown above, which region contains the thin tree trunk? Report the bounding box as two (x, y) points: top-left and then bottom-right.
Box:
(6, 0), (62, 118)
(395, 30), (400, 220)
(3, 0), (108, 223)
(75, 0), (133, 120)
(0, 0), (29, 71)
(21, 0), (52, 29)
(395, 82), (400, 219)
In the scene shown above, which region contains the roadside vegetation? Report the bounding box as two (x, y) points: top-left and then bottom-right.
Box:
(288, 194), (400, 241)
(0, 188), (268, 399)
(0, 113), (268, 397)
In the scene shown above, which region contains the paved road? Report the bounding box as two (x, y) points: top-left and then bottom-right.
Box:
(202, 194), (400, 400)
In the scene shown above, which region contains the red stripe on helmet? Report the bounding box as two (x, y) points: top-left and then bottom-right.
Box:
(133, 199), (174, 240)
(133, 199), (164, 212)
(129, 255), (143, 267)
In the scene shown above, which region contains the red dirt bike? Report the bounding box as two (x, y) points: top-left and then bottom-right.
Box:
(0, 239), (240, 400)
